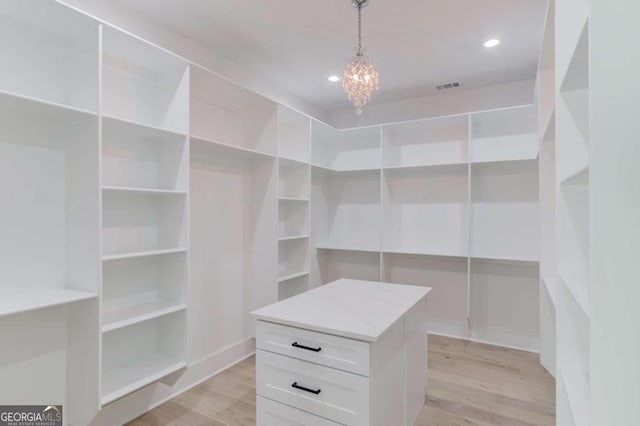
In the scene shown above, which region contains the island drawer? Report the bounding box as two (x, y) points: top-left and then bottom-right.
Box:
(256, 349), (370, 426)
(257, 396), (342, 426)
(256, 320), (370, 376)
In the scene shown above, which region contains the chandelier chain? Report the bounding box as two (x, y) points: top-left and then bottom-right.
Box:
(357, 3), (362, 54)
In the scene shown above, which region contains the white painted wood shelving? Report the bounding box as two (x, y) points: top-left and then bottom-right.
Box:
(554, 0), (591, 424)
(310, 107), (541, 351)
(0, 1), (547, 424)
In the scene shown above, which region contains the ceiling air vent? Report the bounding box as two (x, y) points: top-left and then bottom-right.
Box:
(435, 82), (461, 90)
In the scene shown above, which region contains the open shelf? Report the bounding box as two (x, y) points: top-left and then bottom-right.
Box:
(279, 238), (309, 282)
(382, 252), (468, 335)
(381, 248), (466, 258)
(102, 186), (187, 196)
(316, 245), (381, 254)
(0, 84), (100, 316)
(0, 288), (96, 318)
(190, 134), (276, 160)
(102, 27), (189, 134)
(101, 311), (186, 404)
(313, 249), (380, 286)
(0, 1), (99, 112)
(470, 259), (540, 351)
(102, 302), (186, 333)
(278, 235), (309, 242)
(279, 158), (310, 199)
(278, 106), (310, 163)
(102, 190), (188, 258)
(102, 250), (187, 331)
(102, 248), (186, 262)
(311, 167), (381, 251)
(470, 106), (538, 163)
(190, 65), (277, 156)
(471, 159), (539, 262)
(311, 122), (381, 171)
(102, 115), (188, 192)
(278, 275), (309, 301)
(279, 200), (309, 239)
(382, 115), (468, 168)
(278, 271), (310, 283)
(382, 164), (469, 257)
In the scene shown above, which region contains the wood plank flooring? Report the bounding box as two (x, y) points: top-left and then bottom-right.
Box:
(127, 335), (555, 426)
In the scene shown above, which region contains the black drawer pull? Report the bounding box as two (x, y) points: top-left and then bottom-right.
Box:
(291, 342), (322, 352)
(291, 382), (321, 395)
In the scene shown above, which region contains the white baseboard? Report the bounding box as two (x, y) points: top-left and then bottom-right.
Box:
(89, 338), (256, 426)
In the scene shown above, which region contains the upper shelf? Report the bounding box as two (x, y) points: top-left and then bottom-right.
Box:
(0, 288), (96, 318)
(190, 134), (276, 161)
(102, 27), (189, 134)
(0, 1), (99, 112)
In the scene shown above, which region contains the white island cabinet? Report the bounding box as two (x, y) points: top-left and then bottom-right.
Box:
(252, 279), (431, 426)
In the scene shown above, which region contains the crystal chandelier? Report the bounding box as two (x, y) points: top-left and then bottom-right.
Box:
(342, 0), (379, 115)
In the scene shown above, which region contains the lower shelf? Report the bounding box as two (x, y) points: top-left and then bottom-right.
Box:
(560, 367), (589, 426)
(101, 355), (186, 404)
(0, 288), (96, 318)
(102, 302), (186, 333)
(279, 271), (309, 282)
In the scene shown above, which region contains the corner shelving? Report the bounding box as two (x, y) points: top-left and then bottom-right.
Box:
(381, 115), (468, 168)
(311, 121), (381, 171)
(470, 106), (538, 163)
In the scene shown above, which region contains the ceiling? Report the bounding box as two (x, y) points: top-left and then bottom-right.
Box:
(113, 0), (547, 113)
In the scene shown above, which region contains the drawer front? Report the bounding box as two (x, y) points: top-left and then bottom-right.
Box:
(256, 321), (370, 376)
(256, 350), (370, 426)
(257, 396), (342, 426)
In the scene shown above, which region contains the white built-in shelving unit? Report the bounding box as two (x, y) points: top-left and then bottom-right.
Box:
(555, 0), (590, 423)
(0, 1), (554, 423)
(100, 26), (190, 406)
(310, 107), (540, 350)
(0, 2), (100, 424)
(276, 107), (311, 300)
(537, 0), (557, 378)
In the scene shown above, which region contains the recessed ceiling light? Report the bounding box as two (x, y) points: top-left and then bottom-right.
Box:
(484, 39), (500, 48)
(328, 75), (340, 82)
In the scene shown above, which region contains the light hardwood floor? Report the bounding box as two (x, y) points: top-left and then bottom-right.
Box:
(127, 335), (555, 426)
